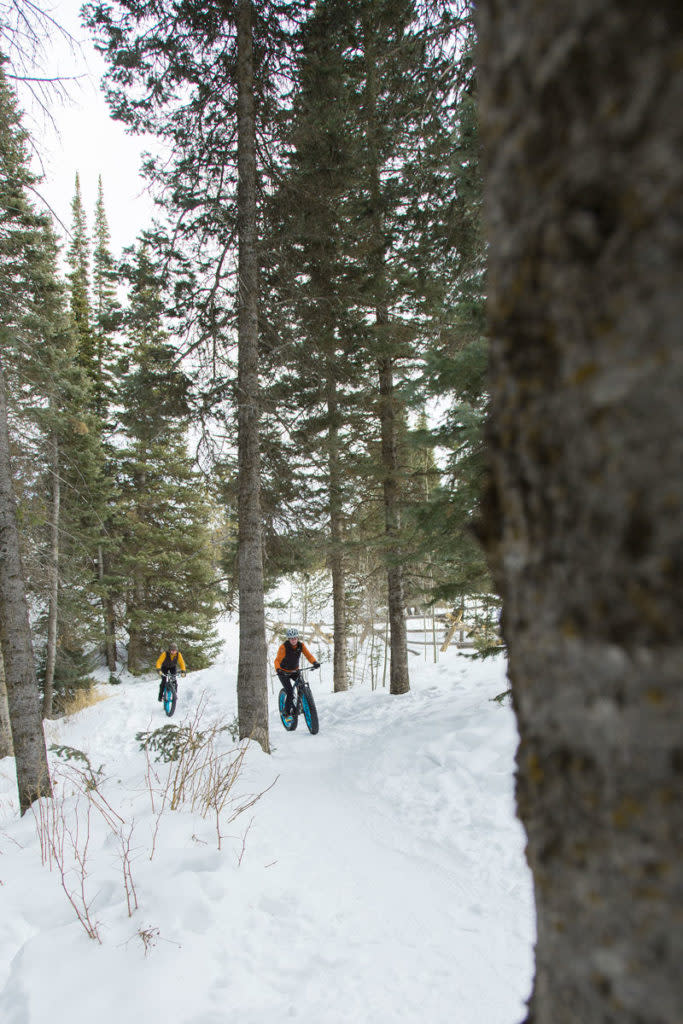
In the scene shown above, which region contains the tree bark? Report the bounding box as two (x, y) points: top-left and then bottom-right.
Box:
(126, 465), (148, 675)
(326, 372), (348, 692)
(42, 433), (60, 718)
(0, 353), (52, 812)
(126, 567), (147, 674)
(377, 351), (410, 695)
(235, 0), (269, 753)
(0, 650), (13, 759)
(98, 545), (117, 673)
(476, 3), (683, 1021)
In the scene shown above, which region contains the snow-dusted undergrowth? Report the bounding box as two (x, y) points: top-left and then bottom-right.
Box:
(0, 619), (534, 1024)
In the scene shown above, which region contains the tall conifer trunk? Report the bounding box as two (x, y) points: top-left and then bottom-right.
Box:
(126, 467), (147, 674)
(43, 432), (60, 718)
(477, 3), (683, 1020)
(377, 348), (409, 695)
(326, 373), (348, 692)
(98, 546), (117, 673)
(362, 13), (410, 696)
(0, 353), (52, 812)
(127, 573), (146, 675)
(235, 0), (269, 752)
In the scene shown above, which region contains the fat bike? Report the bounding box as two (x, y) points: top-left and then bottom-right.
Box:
(278, 665), (319, 735)
(161, 672), (178, 717)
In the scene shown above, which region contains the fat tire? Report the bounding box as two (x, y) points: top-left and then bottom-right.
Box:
(279, 689), (298, 731)
(163, 680), (177, 718)
(301, 683), (319, 735)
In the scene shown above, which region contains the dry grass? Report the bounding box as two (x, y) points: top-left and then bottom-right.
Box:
(59, 685), (110, 718)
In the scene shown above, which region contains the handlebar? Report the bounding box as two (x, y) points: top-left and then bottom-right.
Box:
(278, 664), (319, 674)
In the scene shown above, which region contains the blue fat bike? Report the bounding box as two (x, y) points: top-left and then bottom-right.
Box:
(278, 666), (319, 735)
(161, 672), (178, 717)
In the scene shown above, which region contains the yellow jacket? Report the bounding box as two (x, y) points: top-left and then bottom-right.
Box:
(156, 650), (186, 672)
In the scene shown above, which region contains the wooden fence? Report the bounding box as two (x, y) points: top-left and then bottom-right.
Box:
(267, 597), (501, 689)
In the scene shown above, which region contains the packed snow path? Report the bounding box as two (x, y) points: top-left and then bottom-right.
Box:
(0, 630), (534, 1024)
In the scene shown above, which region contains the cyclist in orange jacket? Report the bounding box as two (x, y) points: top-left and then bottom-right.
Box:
(156, 642), (186, 702)
(274, 628), (319, 716)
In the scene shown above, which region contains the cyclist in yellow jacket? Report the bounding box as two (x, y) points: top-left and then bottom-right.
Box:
(274, 627), (319, 716)
(156, 643), (186, 702)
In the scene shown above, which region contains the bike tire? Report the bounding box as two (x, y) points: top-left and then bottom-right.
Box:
(278, 689), (298, 731)
(301, 683), (319, 735)
(163, 681), (177, 717)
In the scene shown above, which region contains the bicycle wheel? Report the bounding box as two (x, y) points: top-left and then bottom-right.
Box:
(301, 683), (319, 735)
(163, 680), (177, 717)
(278, 689), (297, 731)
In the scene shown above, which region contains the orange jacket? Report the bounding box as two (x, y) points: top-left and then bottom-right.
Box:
(274, 640), (315, 673)
(156, 650), (186, 672)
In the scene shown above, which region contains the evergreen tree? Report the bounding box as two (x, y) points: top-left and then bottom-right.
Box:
(118, 243), (223, 672)
(5, 189), (106, 712)
(63, 176), (123, 678)
(67, 173), (95, 381)
(92, 175), (120, 418)
(407, 30), (491, 606)
(0, 62), (52, 807)
(24, 219), (102, 715)
(91, 175), (122, 672)
(0, 354), (51, 809)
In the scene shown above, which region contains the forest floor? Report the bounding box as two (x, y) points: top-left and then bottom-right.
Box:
(0, 619), (535, 1024)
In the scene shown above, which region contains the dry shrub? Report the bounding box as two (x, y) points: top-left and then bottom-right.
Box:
(31, 764), (138, 942)
(141, 695), (277, 851)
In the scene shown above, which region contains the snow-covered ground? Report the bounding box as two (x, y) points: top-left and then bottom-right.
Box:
(0, 620), (535, 1024)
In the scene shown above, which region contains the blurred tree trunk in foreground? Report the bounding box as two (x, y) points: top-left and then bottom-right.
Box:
(476, 3), (683, 1022)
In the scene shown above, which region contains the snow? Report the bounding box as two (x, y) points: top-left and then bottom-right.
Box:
(0, 620), (535, 1024)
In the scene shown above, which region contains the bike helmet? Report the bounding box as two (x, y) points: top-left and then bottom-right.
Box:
(285, 628), (299, 640)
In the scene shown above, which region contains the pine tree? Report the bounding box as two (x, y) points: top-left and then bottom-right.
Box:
(0, 64), (52, 807)
(92, 175), (120, 418)
(91, 176), (121, 672)
(26, 220), (100, 716)
(67, 173), (95, 381)
(5, 191), (107, 713)
(118, 243), (223, 673)
(0, 355), (52, 809)
(406, 30), (492, 606)
(63, 176), (124, 678)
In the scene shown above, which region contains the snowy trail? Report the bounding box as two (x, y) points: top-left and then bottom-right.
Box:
(0, 628), (534, 1024)
(245, 671), (532, 1024)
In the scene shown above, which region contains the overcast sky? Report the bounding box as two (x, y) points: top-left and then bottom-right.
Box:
(24, 1), (158, 256)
